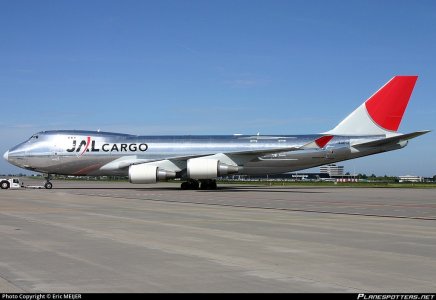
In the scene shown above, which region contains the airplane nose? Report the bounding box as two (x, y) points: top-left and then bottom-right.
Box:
(3, 150), (8, 161)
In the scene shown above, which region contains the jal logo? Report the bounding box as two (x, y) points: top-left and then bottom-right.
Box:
(66, 136), (148, 156)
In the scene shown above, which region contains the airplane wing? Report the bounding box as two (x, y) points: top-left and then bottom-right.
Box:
(102, 135), (334, 171)
(140, 135), (333, 162)
(225, 135), (333, 156)
(351, 131), (430, 148)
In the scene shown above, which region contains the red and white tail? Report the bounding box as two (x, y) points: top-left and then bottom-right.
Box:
(327, 76), (418, 136)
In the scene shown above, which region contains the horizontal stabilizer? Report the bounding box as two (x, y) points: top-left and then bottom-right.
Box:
(352, 130), (430, 148)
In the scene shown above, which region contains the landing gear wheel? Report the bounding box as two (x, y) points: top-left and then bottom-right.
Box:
(190, 180), (199, 190)
(200, 180), (208, 190)
(180, 179), (199, 190)
(43, 173), (53, 189)
(210, 180), (217, 190)
(1, 180), (10, 189)
(200, 179), (217, 190)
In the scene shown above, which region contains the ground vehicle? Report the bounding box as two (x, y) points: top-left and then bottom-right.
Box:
(0, 178), (24, 189)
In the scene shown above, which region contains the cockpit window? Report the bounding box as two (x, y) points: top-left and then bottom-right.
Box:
(28, 135), (39, 142)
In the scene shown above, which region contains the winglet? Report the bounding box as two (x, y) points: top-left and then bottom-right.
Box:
(302, 135), (334, 149)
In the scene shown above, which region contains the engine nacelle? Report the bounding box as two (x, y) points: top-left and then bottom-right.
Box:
(129, 164), (176, 184)
(187, 158), (239, 179)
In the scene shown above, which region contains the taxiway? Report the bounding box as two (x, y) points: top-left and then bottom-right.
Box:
(1, 180), (435, 292)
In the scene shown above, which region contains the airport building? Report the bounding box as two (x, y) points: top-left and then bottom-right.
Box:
(398, 175), (424, 183)
(319, 164), (344, 176)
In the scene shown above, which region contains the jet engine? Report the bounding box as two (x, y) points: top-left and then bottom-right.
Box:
(187, 158), (239, 179)
(129, 164), (176, 184)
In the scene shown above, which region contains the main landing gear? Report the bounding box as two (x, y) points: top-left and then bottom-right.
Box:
(181, 179), (217, 190)
(181, 179), (199, 190)
(44, 174), (53, 189)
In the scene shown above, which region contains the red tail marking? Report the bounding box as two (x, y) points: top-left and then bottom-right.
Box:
(365, 76), (418, 132)
(315, 135), (333, 148)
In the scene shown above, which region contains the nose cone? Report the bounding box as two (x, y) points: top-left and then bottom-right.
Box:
(3, 150), (8, 161)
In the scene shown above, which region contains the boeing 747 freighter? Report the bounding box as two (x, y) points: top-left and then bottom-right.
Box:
(2, 76), (429, 190)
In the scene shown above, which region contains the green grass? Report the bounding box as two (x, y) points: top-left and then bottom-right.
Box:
(216, 180), (436, 188)
(21, 176), (436, 188)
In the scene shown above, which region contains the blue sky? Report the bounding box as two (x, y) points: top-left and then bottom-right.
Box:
(0, 0), (435, 176)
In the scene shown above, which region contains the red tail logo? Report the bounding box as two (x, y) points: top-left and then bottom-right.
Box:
(365, 76), (418, 131)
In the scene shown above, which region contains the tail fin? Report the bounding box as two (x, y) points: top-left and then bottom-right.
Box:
(327, 76), (418, 136)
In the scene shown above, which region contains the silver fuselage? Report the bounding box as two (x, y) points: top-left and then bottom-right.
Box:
(4, 130), (401, 177)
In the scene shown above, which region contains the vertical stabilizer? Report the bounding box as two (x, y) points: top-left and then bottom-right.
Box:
(327, 76), (418, 136)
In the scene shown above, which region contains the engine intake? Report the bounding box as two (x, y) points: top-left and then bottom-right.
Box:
(187, 158), (239, 179)
(129, 164), (176, 184)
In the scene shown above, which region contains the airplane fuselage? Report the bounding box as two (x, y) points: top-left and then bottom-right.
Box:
(5, 130), (394, 177)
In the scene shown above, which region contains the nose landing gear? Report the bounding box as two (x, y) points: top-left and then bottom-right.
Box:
(44, 174), (53, 189)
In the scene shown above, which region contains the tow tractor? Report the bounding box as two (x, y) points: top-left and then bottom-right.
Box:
(0, 178), (25, 189)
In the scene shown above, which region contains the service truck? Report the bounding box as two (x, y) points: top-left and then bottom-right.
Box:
(0, 178), (24, 189)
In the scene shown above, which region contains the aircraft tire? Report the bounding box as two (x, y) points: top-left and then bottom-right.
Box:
(44, 182), (53, 189)
(181, 182), (189, 190)
(200, 180), (209, 190)
(200, 179), (217, 190)
(1, 180), (10, 189)
(210, 180), (217, 189)
(181, 180), (199, 190)
(190, 180), (199, 190)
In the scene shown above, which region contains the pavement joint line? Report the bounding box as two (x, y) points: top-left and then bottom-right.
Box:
(68, 192), (436, 221)
(0, 273), (26, 292)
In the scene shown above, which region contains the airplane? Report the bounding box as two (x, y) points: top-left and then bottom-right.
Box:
(2, 75), (430, 190)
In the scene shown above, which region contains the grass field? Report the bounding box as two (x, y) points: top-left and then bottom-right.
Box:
(216, 180), (436, 188)
(18, 176), (436, 188)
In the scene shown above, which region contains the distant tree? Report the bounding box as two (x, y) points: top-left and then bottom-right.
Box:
(345, 172), (350, 175)
(357, 173), (368, 179)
